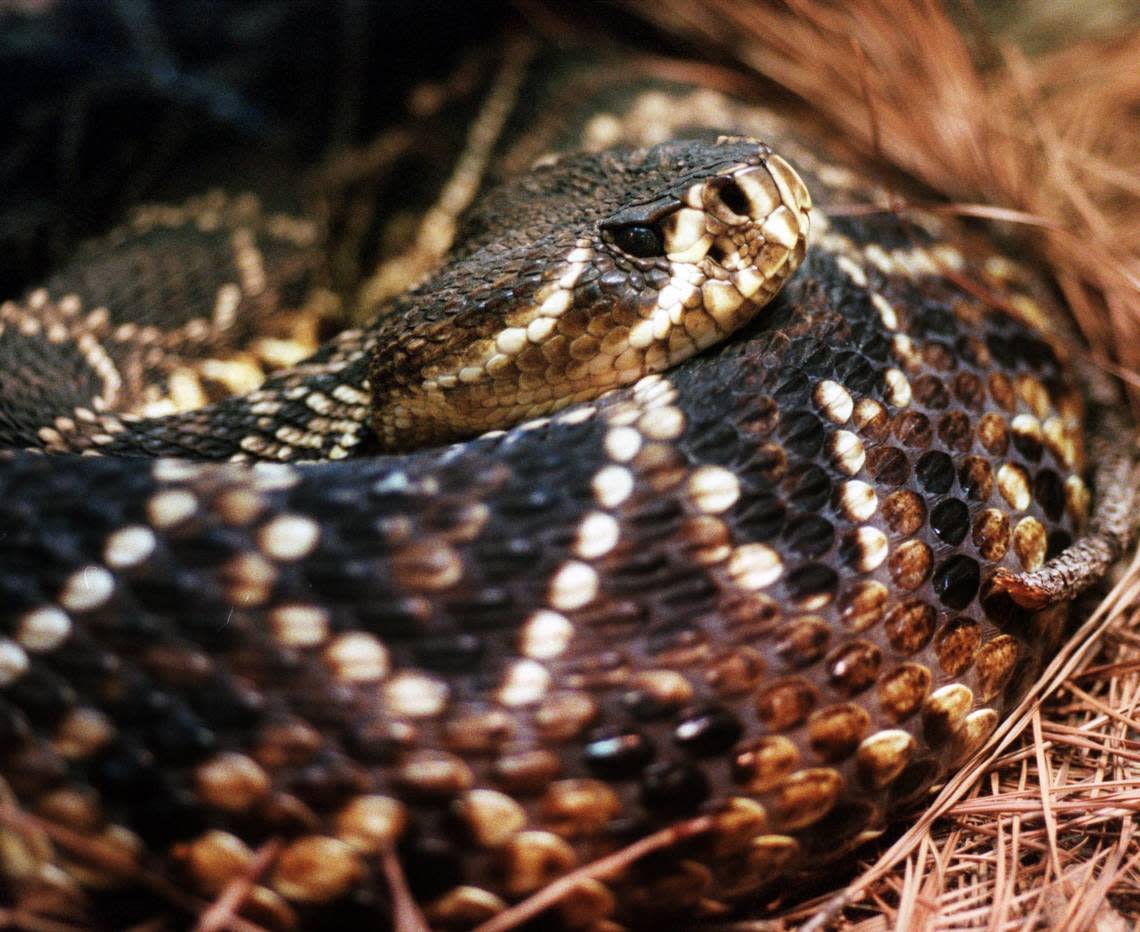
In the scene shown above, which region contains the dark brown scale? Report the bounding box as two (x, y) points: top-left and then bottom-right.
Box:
(933, 617), (983, 675)
(837, 580), (888, 632)
(977, 411), (1009, 454)
(807, 703), (868, 761)
(825, 640), (883, 695)
(989, 372), (1018, 410)
(930, 497), (971, 545)
(959, 454), (995, 500)
(755, 678), (818, 732)
(933, 555), (983, 609)
(672, 705), (743, 757)
(877, 664), (932, 722)
(775, 616), (831, 666)
(938, 410), (974, 451)
(884, 600), (937, 655)
(784, 513), (836, 557)
(912, 372), (951, 407)
(893, 410), (933, 448)
(953, 370), (987, 409)
(1012, 421), (1045, 461)
(583, 727), (657, 779)
(867, 446), (911, 485)
(640, 761), (710, 813)
(890, 540), (935, 591)
(1047, 529), (1073, 560)
(784, 562), (841, 604)
(916, 449), (957, 494)
(0, 45), (1100, 932)
(882, 489), (926, 537)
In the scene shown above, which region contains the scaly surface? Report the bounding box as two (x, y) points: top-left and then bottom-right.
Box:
(0, 44), (1098, 931)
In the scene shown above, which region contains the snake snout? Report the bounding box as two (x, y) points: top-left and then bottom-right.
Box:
(649, 150), (812, 354)
(705, 165), (779, 224)
(664, 152), (811, 281)
(732, 154), (812, 290)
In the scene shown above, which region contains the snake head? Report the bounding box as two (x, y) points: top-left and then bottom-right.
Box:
(369, 137), (811, 451)
(598, 136), (811, 346)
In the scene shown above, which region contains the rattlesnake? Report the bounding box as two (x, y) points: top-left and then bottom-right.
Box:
(0, 38), (1131, 932)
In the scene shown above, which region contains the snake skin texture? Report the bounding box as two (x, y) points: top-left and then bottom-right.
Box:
(0, 46), (1094, 931)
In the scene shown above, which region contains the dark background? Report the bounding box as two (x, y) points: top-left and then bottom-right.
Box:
(0, 0), (524, 298)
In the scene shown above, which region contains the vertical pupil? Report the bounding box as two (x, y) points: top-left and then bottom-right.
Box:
(615, 225), (662, 257)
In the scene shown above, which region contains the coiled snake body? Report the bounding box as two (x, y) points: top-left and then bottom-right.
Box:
(0, 42), (1105, 931)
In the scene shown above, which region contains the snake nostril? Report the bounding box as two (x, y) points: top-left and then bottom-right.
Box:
(717, 179), (752, 217)
(708, 241), (731, 264)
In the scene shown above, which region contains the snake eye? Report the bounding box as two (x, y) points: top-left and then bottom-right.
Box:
(611, 223), (664, 258)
